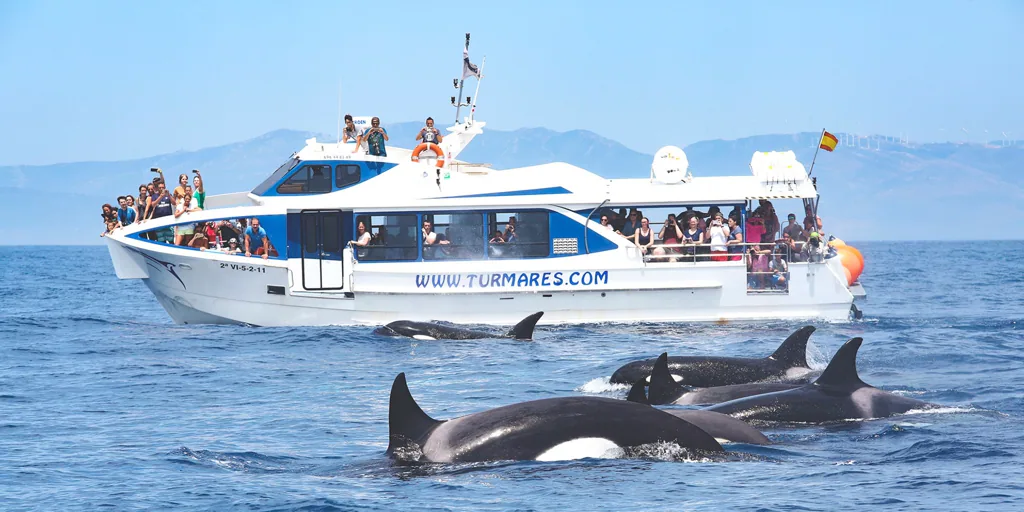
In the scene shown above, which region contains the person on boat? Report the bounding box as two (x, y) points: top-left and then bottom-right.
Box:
(100, 203), (118, 231)
(422, 220), (448, 246)
(727, 215), (744, 261)
(146, 180), (175, 244)
(489, 230), (505, 244)
(222, 238), (242, 255)
(342, 114), (364, 145)
(191, 171), (205, 210)
(621, 209), (641, 237)
(655, 214), (683, 262)
(348, 221), (372, 258)
(124, 195), (138, 224)
(753, 200), (779, 241)
(599, 214), (614, 231)
(708, 213), (730, 262)
(747, 244), (771, 289)
(503, 217), (518, 243)
(173, 173), (189, 202)
(136, 184), (149, 224)
(681, 215), (704, 262)
(803, 204), (822, 233)
(780, 232), (800, 262)
(415, 117), (443, 145)
(783, 213), (806, 242)
(801, 231), (824, 263)
(173, 192), (200, 246)
(116, 196), (136, 227)
(245, 217), (270, 260)
(745, 212), (765, 245)
(358, 117), (389, 157)
(770, 251), (789, 290)
(633, 217), (655, 256)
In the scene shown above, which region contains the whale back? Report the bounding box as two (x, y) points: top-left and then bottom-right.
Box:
(505, 312), (544, 340)
(812, 337), (868, 391)
(647, 352), (688, 405)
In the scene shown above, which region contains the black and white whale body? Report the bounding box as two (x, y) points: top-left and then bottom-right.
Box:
(609, 326), (817, 386)
(625, 381), (771, 445)
(374, 312), (543, 341)
(707, 338), (935, 424)
(387, 373), (723, 463)
(637, 352), (802, 406)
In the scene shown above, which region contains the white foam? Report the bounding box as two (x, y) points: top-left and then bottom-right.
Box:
(644, 374), (684, 383)
(535, 437), (623, 461)
(577, 377), (629, 394)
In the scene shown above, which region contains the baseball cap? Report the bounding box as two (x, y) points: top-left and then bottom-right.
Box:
(809, 232), (819, 239)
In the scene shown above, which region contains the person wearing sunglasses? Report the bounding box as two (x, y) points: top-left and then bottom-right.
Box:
(357, 117), (389, 157)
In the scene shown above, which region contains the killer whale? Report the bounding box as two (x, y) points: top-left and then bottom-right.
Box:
(609, 326), (817, 386)
(625, 381), (771, 445)
(639, 352), (802, 405)
(387, 373), (723, 463)
(706, 337), (935, 424)
(374, 312), (544, 341)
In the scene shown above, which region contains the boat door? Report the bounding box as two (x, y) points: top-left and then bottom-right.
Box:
(299, 210), (351, 290)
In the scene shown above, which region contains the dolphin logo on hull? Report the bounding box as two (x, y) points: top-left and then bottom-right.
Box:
(387, 373), (724, 463)
(706, 338), (936, 424)
(375, 312), (544, 341)
(610, 326), (817, 386)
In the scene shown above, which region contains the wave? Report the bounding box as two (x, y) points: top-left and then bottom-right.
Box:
(169, 446), (310, 474)
(575, 376), (629, 394)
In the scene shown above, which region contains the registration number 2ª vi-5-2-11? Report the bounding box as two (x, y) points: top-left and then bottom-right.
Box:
(219, 262), (266, 273)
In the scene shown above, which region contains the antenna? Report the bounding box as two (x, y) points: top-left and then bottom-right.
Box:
(336, 80), (342, 143)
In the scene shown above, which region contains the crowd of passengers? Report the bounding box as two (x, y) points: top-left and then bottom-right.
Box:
(100, 168), (276, 258)
(597, 200), (828, 290)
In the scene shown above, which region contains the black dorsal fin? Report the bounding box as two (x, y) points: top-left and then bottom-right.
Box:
(647, 352), (686, 405)
(505, 312), (544, 340)
(813, 338), (868, 389)
(626, 380), (650, 405)
(387, 373), (442, 454)
(767, 326), (815, 368)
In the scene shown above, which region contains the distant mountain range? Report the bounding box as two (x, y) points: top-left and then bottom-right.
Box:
(1, 123), (1022, 244)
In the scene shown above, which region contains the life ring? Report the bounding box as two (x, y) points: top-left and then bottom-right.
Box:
(411, 143), (445, 168)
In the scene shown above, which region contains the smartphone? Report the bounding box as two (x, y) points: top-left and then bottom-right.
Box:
(192, 169), (199, 174)
(150, 167), (161, 173)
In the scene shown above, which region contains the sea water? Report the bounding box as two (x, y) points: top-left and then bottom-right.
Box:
(1, 242), (1022, 510)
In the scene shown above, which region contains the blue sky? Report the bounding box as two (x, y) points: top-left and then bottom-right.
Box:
(1, 0), (1021, 165)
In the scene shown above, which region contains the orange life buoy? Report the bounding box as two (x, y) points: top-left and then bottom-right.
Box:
(411, 143), (445, 168)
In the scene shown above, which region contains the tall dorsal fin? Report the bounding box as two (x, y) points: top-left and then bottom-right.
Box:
(505, 312), (544, 340)
(813, 338), (868, 389)
(767, 326), (815, 368)
(626, 380), (650, 405)
(387, 373), (442, 454)
(647, 352), (686, 405)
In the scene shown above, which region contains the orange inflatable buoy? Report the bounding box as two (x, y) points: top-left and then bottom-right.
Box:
(411, 143), (445, 168)
(842, 265), (854, 287)
(836, 245), (864, 284)
(829, 238), (846, 248)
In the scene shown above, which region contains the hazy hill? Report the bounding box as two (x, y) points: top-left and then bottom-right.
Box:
(1, 125), (1021, 244)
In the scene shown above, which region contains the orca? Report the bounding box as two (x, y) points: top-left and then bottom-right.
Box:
(374, 312), (543, 341)
(609, 326), (817, 386)
(706, 337), (936, 424)
(387, 373), (723, 463)
(633, 352), (803, 406)
(625, 381), (771, 445)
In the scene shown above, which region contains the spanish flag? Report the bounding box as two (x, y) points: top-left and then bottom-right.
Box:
(819, 131), (838, 152)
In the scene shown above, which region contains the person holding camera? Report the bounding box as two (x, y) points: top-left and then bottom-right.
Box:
(659, 213), (682, 250)
(191, 170), (205, 210)
(503, 216), (518, 243)
(801, 231), (824, 262)
(416, 117), (444, 145)
(357, 117), (389, 157)
(727, 215), (745, 261)
(681, 215), (704, 261)
(707, 214), (730, 261)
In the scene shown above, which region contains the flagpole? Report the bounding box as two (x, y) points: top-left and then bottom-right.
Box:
(807, 128), (825, 178)
(469, 56), (485, 122)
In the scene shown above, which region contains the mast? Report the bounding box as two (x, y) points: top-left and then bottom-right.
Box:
(452, 33), (471, 124)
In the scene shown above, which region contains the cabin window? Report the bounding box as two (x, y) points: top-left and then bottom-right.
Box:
(358, 214), (418, 261)
(335, 164), (360, 188)
(276, 164), (333, 194)
(422, 213), (484, 260)
(251, 157), (299, 196)
(488, 211), (549, 258)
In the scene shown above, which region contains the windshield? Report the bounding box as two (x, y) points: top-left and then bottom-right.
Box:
(251, 157), (300, 196)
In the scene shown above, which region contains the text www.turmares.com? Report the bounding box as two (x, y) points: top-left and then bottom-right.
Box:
(415, 271), (609, 289)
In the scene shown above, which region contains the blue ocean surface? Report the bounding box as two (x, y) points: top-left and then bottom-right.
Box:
(1, 242), (1023, 510)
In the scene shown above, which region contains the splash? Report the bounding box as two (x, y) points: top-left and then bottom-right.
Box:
(576, 377), (629, 394)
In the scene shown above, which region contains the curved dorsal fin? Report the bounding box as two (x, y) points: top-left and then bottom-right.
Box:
(387, 373), (442, 454)
(626, 380), (650, 405)
(813, 338), (868, 389)
(506, 312), (544, 340)
(767, 326), (815, 368)
(647, 352), (686, 405)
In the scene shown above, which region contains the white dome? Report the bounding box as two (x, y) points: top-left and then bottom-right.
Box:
(651, 146), (690, 184)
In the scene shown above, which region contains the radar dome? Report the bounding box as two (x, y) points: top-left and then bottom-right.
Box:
(651, 146), (690, 184)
